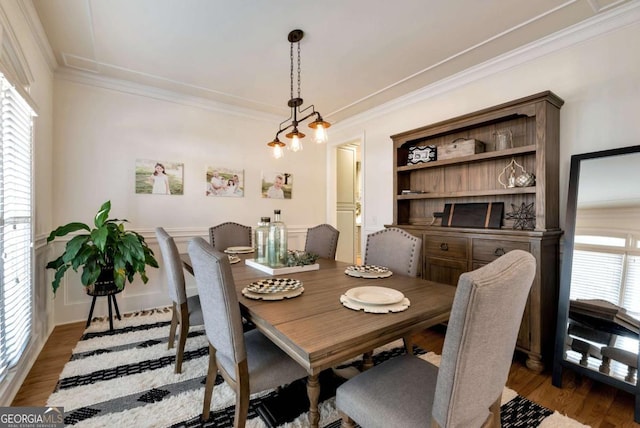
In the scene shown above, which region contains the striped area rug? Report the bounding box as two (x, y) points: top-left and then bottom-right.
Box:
(47, 308), (588, 427)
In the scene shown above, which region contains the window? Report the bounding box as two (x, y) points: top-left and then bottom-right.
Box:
(0, 73), (34, 383)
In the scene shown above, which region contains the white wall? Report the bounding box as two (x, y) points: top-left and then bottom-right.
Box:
(49, 78), (327, 324)
(0, 0), (54, 406)
(330, 13), (640, 243)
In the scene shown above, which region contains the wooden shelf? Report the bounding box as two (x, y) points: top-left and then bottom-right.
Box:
(397, 145), (536, 172)
(397, 187), (536, 200)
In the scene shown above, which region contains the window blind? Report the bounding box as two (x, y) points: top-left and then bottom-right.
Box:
(570, 249), (623, 304)
(0, 74), (33, 383)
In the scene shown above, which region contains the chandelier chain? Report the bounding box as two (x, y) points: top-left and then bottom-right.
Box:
(289, 41), (294, 101)
(297, 41), (301, 99)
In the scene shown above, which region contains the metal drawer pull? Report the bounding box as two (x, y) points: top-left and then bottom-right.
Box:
(440, 243), (449, 251)
(494, 248), (506, 256)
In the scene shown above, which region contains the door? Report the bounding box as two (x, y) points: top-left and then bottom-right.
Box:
(336, 144), (358, 263)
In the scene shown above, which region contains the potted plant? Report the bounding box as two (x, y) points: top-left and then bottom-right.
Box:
(46, 200), (158, 295)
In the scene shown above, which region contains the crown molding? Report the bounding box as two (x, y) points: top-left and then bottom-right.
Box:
(17, 0), (57, 73)
(55, 66), (283, 123)
(332, 0), (640, 131)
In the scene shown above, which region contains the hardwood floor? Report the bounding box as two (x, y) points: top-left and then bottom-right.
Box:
(12, 321), (85, 407)
(11, 323), (640, 427)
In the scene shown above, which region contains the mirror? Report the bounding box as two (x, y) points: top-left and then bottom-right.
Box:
(552, 145), (640, 422)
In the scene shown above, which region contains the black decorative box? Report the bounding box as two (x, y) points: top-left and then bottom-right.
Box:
(407, 145), (437, 164)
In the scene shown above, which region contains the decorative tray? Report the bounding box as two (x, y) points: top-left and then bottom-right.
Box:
(345, 265), (393, 279)
(245, 258), (320, 275)
(224, 246), (254, 254)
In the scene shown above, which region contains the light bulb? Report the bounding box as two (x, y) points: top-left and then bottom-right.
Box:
(290, 134), (303, 152)
(273, 144), (284, 159)
(313, 124), (328, 144)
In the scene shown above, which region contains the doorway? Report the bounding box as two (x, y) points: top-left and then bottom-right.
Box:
(335, 142), (362, 263)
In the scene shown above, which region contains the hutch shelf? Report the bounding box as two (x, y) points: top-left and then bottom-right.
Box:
(390, 91), (564, 372)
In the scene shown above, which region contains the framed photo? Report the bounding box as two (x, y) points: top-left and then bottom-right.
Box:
(261, 171), (292, 199)
(135, 159), (183, 195)
(206, 167), (244, 197)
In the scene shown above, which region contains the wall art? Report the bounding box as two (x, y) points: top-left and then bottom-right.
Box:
(262, 171), (292, 199)
(135, 159), (184, 195)
(206, 167), (244, 197)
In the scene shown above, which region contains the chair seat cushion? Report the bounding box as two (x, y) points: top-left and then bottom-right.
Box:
(244, 330), (309, 393)
(187, 295), (204, 326)
(336, 355), (438, 428)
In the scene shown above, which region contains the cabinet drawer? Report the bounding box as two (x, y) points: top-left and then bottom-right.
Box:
(424, 235), (468, 259)
(472, 239), (530, 262)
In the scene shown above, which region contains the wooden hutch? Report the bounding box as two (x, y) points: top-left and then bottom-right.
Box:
(390, 91), (564, 372)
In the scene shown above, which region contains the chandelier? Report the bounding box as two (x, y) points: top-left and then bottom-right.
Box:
(267, 29), (330, 159)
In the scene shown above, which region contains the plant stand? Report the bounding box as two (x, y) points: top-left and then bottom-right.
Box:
(86, 283), (123, 331)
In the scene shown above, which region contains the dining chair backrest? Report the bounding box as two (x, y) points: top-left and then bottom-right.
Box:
(432, 249), (536, 427)
(208, 222), (252, 250)
(188, 237), (246, 375)
(304, 224), (340, 259)
(364, 227), (422, 276)
(155, 227), (186, 305)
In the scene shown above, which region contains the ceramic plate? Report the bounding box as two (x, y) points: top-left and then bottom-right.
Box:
(224, 246), (254, 254)
(345, 265), (393, 278)
(242, 287), (304, 300)
(344, 286), (404, 305)
(340, 294), (410, 313)
(246, 278), (303, 294)
(228, 255), (241, 264)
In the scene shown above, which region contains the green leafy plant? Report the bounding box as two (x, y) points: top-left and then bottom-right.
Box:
(286, 250), (319, 267)
(46, 200), (159, 294)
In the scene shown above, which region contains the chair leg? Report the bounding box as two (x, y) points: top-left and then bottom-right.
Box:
(362, 351), (373, 371)
(234, 360), (250, 428)
(339, 412), (356, 428)
(480, 394), (502, 428)
(175, 303), (189, 373)
(202, 345), (217, 422)
(86, 296), (97, 328)
(168, 302), (178, 350)
(403, 335), (415, 354)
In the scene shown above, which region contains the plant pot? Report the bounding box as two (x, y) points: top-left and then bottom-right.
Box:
(86, 268), (121, 296)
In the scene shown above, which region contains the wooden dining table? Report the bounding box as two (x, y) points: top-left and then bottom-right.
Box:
(181, 253), (456, 428)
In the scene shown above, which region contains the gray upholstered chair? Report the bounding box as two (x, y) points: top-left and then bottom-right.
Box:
(364, 227), (421, 277)
(336, 249), (536, 428)
(155, 227), (204, 374)
(304, 223), (340, 259)
(208, 221), (252, 250)
(187, 237), (308, 426)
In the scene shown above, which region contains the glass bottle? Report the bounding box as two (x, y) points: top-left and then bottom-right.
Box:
(254, 217), (270, 264)
(268, 209), (288, 267)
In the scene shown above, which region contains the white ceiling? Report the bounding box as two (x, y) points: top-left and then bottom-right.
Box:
(32, 0), (634, 123)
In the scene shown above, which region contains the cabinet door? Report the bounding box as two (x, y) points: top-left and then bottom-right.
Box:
(426, 256), (467, 286)
(423, 235), (468, 285)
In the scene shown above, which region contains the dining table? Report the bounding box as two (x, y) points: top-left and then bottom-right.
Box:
(180, 253), (456, 428)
